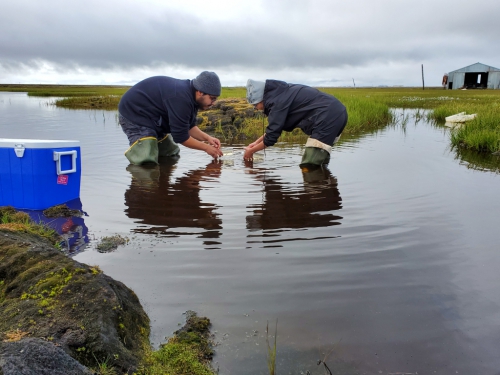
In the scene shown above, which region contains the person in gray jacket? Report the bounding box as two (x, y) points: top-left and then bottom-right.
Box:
(118, 71), (223, 165)
(244, 79), (348, 167)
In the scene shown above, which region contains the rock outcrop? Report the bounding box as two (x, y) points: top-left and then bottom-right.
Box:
(0, 229), (150, 374)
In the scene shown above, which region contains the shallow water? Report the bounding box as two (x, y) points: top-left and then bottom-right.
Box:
(1, 92), (500, 375)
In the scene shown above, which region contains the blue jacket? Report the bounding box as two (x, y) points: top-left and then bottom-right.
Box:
(263, 80), (347, 147)
(118, 76), (198, 144)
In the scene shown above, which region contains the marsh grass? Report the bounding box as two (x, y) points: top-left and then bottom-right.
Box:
(2, 84), (499, 151)
(92, 355), (118, 375)
(0, 84), (128, 97)
(230, 116), (303, 143)
(450, 113), (500, 152)
(0, 206), (60, 245)
(266, 320), (278, 375)
(56, 95), (121, 109)
(429, 101), (500, 152)
(136, 340), (215, 375)
(218, 87), (246, 99)
(135, 311), (215, 375)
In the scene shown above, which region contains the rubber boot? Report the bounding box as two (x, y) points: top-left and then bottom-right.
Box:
(158, 134), (180, 157)
(300, 146), (331, 168)
(124, 137), (159, 165)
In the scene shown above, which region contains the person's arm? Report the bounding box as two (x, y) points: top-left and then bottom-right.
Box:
(182, 135), (223, 158)
(243, 138), (265, 160)
(247, 134), (264, 149)
(188, 126), (221, 149)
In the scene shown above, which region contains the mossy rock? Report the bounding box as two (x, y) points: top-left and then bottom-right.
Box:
(43, 204), (83, 218)
(198, 98), (257, 131)
(173, 311), (213, 361)
(0, 229), (150, 374)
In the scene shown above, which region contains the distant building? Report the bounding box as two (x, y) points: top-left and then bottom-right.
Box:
(446, 62), (500, 89)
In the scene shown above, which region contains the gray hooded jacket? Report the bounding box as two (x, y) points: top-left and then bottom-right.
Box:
(262, 80), (347, 147)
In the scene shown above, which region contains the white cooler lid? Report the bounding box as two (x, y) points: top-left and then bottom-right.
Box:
(0, 138), (80, 148)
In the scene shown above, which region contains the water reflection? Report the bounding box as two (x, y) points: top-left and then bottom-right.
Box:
(245, 165), (342, 239)
(21, 198), (89, 255)
(453, 147), (500, 174)
(124, 158), (222, 240)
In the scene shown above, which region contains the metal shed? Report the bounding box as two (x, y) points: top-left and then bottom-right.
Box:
(446, 62), (500, 90)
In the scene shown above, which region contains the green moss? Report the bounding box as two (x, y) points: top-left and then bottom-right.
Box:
(1, 230), (150, 370)
(134, 311), (215, 375)
(43, 204), (83, 218)
(0, 206), (61, 245)
(96, 235), (128, 253)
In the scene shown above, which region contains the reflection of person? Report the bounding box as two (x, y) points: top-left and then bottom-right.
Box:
(244, 79), (348, 167)
(246, 166), (342, 230)
(118, 71), (224, 165)
(61, 221), (86, 254)
(442, 74), (448, 90)
(124, 160), (223, 238)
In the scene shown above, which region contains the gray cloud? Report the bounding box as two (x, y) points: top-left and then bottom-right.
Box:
(1, 0), (500, 85)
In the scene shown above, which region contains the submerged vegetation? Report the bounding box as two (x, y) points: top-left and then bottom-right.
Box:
(1, 84), (499, 153)
(95, 234), (129, 253)
(0, 206), (60, 245)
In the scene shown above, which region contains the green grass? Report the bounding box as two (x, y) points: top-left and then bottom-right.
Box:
(2, 84), (499, 152)
(218, 86), (246, 99)
(266, 321), (278, 375)
(450, 110), (500, 152)
(134, 311), (215, 375)
(0, 206), (61, 245)
(135, 340), (215, 375)
(0, 84), (129, 97)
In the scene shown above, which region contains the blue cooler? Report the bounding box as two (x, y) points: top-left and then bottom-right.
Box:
(0, 138), (81, 210)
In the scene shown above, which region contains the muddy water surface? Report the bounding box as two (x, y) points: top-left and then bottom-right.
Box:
(1, 92), (500, 375)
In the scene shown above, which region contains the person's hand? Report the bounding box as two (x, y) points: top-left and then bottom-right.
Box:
(205, 144), (223, 159)
(243, 147), (254, 161)
(207, 136), (221, 149)
(247, 140), (258, 149)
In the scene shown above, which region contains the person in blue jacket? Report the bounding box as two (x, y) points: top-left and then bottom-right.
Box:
(244, 79), (348, 167)
(118, 71), (224, 165)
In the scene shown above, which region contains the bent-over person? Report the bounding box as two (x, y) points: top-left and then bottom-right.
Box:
(244, 79), (348, 167)
(118, 71), (223, 165)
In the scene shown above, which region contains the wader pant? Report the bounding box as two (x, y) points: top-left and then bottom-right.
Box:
(119, 114), (180, 165)
(300, 109), (348, 168)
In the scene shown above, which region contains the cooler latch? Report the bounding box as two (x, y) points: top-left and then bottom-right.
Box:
(53, 151), (78, 175)
(14, 144), (25, 158)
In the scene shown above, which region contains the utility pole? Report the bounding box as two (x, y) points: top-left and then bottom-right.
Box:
(421, 64), (425, 90)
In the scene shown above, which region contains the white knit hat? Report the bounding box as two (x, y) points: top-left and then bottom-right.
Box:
(246, 79), (265, 105)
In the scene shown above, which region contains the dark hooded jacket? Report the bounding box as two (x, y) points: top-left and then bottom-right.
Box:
(118, 76), (199, 144)
(262, 80), (347, 147)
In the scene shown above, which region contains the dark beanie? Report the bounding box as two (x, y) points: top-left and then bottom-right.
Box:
(193, 71), (221, 96)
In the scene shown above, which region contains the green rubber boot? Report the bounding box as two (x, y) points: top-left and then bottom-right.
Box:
(300, 146), (331, 167)
(158, 134), (180, 157)
(125, 137), (159, 165)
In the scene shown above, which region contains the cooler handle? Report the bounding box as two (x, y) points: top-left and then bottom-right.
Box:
(53, 151), (78, 175)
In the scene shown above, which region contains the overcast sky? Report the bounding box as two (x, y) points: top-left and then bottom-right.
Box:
(1, 0), (499, 87)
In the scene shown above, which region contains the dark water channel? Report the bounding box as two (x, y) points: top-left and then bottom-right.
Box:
(1, 92), (500, 375)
